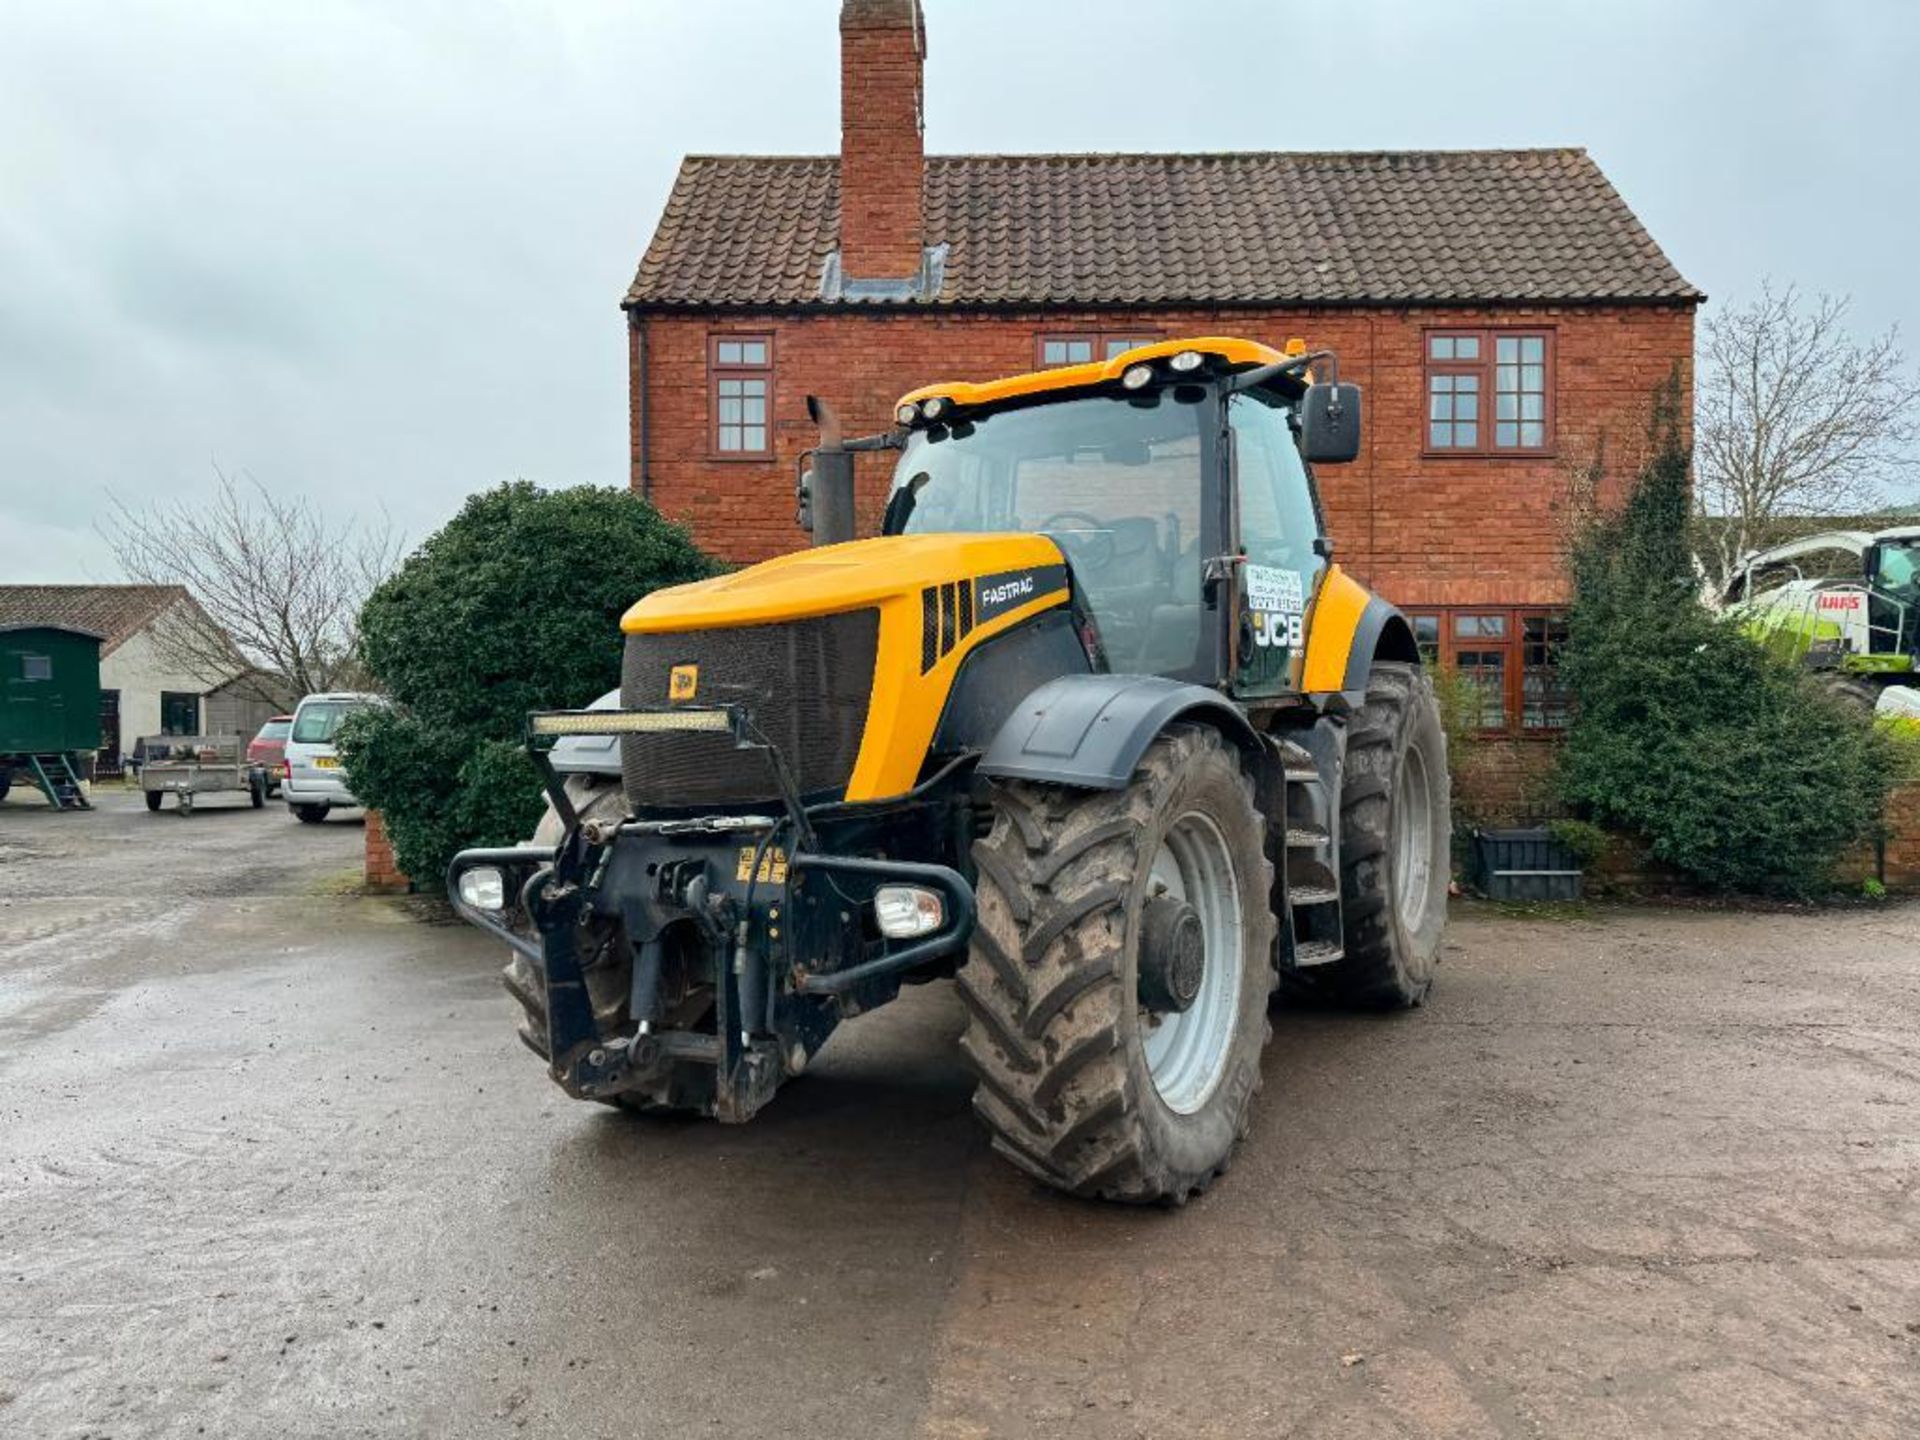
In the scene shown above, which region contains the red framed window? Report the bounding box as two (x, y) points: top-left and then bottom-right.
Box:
(1425, 329), (1554, 455)
(1407, 607), (1570, 734)
(710, 334), (773, 457)
(1037, 333), (1160, 367)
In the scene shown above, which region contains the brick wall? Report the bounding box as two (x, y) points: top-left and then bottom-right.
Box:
(364, 810), (410, 894)
(1449, 735), (1562, 826)
(629, 302), (1694, 612)
(838, 0), (924, 278)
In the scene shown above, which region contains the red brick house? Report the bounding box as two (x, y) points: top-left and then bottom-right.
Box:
(620, 0), (1700, 744)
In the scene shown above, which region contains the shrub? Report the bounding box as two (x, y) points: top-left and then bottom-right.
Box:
(337, 482), (721, 884)
(1554, 372), (1892, 895)
(1547, 818), (1610, 868)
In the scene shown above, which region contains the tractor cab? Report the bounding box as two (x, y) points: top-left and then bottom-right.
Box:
(877, 337), (1368, 702)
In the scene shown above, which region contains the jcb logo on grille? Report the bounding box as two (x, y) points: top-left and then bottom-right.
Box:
(668, 664), (699, 701)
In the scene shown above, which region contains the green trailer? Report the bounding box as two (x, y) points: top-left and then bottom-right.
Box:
(1, 623), (102, 810)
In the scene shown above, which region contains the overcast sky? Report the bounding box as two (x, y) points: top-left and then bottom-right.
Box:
(2, 0), (1916, 582)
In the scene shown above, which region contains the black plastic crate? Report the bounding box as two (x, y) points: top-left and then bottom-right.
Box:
(1470, 826), (1584, 902)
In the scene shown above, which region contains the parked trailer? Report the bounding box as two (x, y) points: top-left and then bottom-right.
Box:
(1, 622), (102, 811)
(137, 734), (266, 814)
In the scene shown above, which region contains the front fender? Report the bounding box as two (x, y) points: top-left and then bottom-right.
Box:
(978, 674), (1259, 791)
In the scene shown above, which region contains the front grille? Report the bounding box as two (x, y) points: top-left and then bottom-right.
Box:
(620, 610), (879, 810)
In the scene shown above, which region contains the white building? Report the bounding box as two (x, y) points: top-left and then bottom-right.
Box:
(0, 585), (277, 767)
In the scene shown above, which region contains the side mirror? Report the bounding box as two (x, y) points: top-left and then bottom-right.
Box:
(1300, 382), (1362, 465)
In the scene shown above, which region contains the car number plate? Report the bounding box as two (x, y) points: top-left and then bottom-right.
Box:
(314, 756), (341, 769)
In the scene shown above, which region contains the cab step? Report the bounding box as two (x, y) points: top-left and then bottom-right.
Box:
(1293, 939), (1344, 967)
(1276, 719), (1348, 977)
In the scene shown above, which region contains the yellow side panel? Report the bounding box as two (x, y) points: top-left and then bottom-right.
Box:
(846, 581), (1070, 802)
(1301, 565), (1372, 695)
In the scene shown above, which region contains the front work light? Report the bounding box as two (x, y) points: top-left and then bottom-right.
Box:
(1169, 349), (1205, 373)
(896, 403), (918, 426)
(919, 396), (948, 421)
(458, 866), (506, 912)
(874, 885), (945, 939)
(1120, 364), (1153, 390)
(528, 708), (735, 737)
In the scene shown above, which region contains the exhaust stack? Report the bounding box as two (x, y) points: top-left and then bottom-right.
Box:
(803, 395), (858, 548)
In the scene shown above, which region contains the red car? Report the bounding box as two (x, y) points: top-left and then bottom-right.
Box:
(247, 715), (295, 796)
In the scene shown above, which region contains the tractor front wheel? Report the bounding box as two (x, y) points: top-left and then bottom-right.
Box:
(958, 724), (1277, 1204)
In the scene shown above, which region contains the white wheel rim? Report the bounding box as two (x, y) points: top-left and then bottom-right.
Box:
(1141, 811), (1243, 1115)
(1393, 744), (1434, 933)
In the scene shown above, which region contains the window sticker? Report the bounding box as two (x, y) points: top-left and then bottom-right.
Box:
(1243, 564), (1303, 616)
(1243, 564), (1305, 650)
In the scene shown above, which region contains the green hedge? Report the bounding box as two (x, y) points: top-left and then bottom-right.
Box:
(338, 482), (721, 885)
(1555, 376), (1891, 894)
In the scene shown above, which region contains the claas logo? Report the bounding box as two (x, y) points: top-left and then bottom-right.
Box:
(668, 664), (699, 701)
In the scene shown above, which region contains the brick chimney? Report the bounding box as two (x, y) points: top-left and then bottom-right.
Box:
(838, 0), (925, 280)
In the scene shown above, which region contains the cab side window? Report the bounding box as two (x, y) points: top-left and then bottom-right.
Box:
(1229, 394), (1326, 695)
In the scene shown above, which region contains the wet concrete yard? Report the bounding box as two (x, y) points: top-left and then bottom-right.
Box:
(3, 788), (1919, 1437)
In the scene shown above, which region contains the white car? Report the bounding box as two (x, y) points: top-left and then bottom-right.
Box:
(283, 691), (378, 824)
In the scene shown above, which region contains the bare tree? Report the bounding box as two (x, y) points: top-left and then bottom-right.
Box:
(104, 467), (402, 701)
(1695, 281), (1920, 592)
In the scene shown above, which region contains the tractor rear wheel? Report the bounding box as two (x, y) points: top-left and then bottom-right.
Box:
(958, 724), (1277, 1204)
(1316, 663), (1450, 1009)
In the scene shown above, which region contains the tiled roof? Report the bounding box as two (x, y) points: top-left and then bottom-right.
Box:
(625, 148), (1700, 309)
(0, 585), (189, 657)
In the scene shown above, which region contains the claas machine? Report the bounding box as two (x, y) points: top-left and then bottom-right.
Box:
(449, 337), (1449, 1204)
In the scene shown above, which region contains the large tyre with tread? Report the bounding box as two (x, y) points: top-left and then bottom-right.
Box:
(1317, 663), (1450, 1009)
(958, 724), (1277, 1205)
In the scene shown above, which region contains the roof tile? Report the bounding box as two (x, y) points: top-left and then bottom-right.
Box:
(0, 585), (188, 657)
(626, 148), (1699, 308)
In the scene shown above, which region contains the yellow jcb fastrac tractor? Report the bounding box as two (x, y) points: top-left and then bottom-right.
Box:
(449, 337), (1449, 1204)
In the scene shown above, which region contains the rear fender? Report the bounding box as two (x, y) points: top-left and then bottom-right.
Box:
(978, 674), (1259, 791)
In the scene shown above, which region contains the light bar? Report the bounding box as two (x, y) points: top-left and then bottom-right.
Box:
(528, 708), (735, 737)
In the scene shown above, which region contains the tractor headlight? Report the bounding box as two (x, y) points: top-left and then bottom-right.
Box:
(1120, 364), (1153, 390)
(896, 403), (918, 426)
(874, 885), (945, 939)
(919, 396), (949, 421)
(1169, 349), (1205, 373)
(457, 866), (506, 912)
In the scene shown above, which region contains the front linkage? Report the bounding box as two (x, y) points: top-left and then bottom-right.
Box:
(447, 706), (975, 1122)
